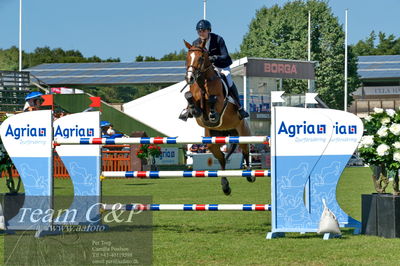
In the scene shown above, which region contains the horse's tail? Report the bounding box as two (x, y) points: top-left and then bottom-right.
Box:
(225, 144), (237, 161)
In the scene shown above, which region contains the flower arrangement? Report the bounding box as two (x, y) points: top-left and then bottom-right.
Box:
(358, 107), (400, 194)
(136, 144), (162, 160)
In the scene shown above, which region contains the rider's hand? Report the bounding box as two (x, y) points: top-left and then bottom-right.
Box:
(209, 55), (218, 63)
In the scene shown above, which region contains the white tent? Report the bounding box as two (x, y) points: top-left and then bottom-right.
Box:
(122, 81), (204, 138)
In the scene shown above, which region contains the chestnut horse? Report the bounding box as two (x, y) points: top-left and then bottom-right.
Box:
(183, 40), (253, 195)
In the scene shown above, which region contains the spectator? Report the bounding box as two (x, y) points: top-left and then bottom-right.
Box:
(100, 121), (111, 136)
(107, 124), (116, 135)
(198, 144), (208, 153)
(23, 91), (42, 112)
(190, 144), (200, 153)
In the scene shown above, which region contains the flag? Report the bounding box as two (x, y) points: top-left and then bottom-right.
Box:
(41, 94), (54, 107)
(89, 97), (101, 108)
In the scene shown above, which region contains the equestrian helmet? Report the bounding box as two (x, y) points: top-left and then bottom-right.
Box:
(196, 19), (212, 31)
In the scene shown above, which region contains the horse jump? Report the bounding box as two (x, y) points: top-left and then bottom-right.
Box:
(54, 136), (269, 145)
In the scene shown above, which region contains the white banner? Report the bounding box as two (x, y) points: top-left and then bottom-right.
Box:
(192, 153), (243, 170)
(155, 147), (179, 165)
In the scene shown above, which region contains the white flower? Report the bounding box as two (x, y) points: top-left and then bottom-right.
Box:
(377, 144), (390, 156)
(390, 123), (400, 136)
(377, 126), (388, 138)
(394, 152), (400, 162)
(374, 107), (384, 114)
(364, 115), (372, 122)
(359, 135), (374, 148)
(386, 109), (396, 117)
(381, 117), (391, 125)
(394, 142), (400, 149)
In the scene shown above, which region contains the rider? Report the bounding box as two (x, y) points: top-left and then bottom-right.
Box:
(179, 19), (249, 121)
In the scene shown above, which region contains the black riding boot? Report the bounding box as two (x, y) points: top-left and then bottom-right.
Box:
(229, 83), (249, 120)
(179, 91), (198, 121)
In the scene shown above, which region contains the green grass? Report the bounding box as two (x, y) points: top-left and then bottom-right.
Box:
(2, 167), (400, 265)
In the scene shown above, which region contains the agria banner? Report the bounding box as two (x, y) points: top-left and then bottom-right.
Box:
(0, 110), (53, 230)
(268, 107), (363, 238)
(54, 112), (101, 225)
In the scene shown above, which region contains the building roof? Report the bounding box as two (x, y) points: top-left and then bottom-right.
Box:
(358, 55), (400, 80)
(25, 55), (400, 85)
(25, 61), (186, 85)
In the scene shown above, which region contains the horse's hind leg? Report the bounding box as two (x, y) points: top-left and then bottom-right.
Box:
(206, 141), (231, 196)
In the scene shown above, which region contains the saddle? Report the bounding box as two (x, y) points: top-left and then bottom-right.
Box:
(214, 69), (235, 105)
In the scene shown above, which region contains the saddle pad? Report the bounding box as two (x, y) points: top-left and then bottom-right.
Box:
(216, 69), (235, 105)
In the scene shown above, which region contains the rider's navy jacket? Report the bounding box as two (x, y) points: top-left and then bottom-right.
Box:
(193, 33), (233, 68)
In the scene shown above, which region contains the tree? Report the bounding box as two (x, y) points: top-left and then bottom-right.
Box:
(135, 55), (144, 62)
(239, 0), (360, 110)
(353, 31), (400, 56)
(160, 49), (187, 61)
(135, 49), (187, 62)
(352, 31), (377, 56)
(144, 56), (158, 61)
(0, 46), (22, 70)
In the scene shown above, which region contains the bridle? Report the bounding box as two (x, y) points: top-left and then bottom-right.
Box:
(186, 47), (213, 83)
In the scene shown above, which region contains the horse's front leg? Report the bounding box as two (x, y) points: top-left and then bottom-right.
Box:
(207, 143), (231, 196)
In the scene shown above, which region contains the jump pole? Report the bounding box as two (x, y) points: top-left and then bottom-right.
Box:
(102, 204), (271, 211)
(54, 136), (269, 145)
(101, 170), (271, 179)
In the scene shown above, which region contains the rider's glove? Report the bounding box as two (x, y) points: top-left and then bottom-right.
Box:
(209, 55), (218, 63)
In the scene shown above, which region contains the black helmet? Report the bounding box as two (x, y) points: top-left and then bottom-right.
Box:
(196, 19), (212, 31)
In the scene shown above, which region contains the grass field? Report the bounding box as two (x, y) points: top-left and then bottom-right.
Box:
(1, 167), (400, 265)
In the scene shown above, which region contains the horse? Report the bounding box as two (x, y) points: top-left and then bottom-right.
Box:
(183, 39), (253, 195)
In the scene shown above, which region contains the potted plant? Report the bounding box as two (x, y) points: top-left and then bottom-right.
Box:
(136, 144), (162, 172)
(358, 107), (400, 238)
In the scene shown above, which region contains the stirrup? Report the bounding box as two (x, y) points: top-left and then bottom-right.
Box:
(179, 109), (190, 121)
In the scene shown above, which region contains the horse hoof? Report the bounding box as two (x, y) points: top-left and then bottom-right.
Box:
(246, 176), (256, 183)
(223, 187), (231, 196)
(221, 178), (231, 196)
(245, 167), (255, 182)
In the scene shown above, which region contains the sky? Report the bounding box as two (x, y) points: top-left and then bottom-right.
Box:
(0, 0), (399, 62)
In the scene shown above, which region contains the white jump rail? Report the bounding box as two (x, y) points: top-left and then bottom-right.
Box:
(54, 136), (270, 145)
(101, 170), (271, 179)
(102, 203), (272, 211)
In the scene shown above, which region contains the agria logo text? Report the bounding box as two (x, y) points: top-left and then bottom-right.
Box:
(278, 121), (357, 138)
(278, 121), (326, 138)
(54, 125), (95, 139)
(5, 124), (46, 140)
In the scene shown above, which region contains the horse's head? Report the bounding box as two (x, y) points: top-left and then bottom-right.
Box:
(184, 40), (210, 85)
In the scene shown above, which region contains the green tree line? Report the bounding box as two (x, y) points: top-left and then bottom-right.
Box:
(135, 49), (187, 62)
(0, 46), (120, 71)
(352, 31), (400, 56)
